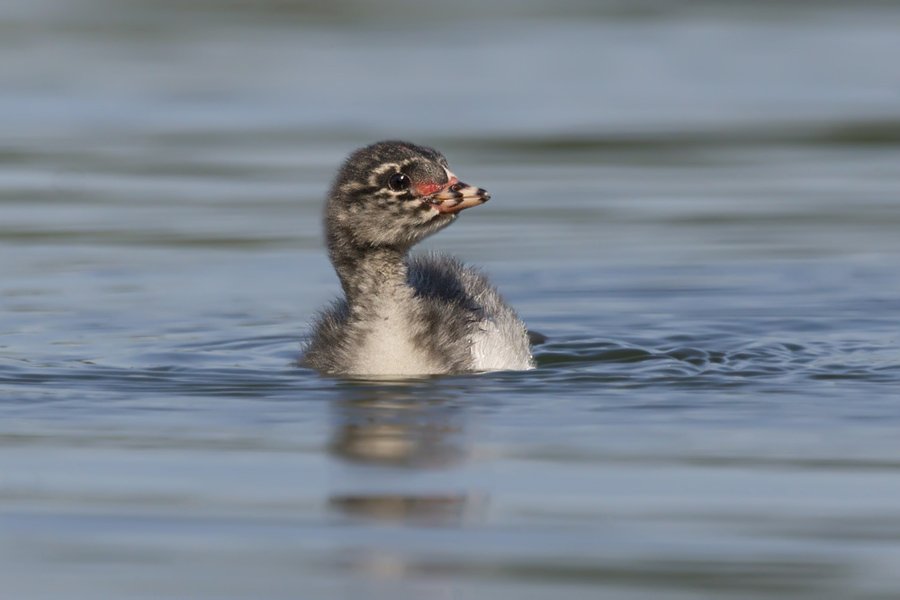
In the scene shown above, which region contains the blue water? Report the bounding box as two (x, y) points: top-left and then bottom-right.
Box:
(3, 1), (900, 598)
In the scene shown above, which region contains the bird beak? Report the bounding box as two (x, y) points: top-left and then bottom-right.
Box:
(429, 181), (490, 214)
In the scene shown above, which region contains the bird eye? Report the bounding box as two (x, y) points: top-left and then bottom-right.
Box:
(387, 172), (411, 192)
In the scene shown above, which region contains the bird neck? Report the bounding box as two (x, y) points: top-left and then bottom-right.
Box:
(331, 243), (410, 309)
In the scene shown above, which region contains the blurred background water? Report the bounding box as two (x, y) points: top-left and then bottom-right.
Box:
(3, 0), (900, 598)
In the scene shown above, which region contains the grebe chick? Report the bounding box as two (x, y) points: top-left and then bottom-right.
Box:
(303, 140), (534, 376)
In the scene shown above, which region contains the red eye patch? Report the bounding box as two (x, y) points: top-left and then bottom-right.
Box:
(414, 177), (457, 197)
(414, 182), (444, 196)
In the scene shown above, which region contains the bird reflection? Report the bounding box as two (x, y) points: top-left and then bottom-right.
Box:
(327, 382), (480, 526)
(329, 394), (465, 468)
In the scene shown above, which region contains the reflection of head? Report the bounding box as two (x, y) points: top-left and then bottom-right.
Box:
(329, 493), (480, 526)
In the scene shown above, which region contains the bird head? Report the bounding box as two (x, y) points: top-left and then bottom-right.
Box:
(325, 140), (490, 251)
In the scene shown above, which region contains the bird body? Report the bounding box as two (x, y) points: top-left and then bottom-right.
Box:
(303, 141), (534, 376)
